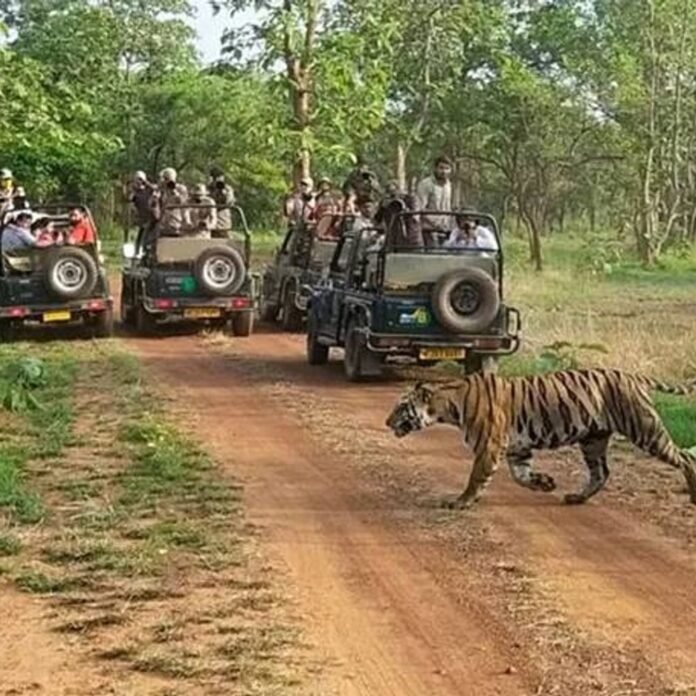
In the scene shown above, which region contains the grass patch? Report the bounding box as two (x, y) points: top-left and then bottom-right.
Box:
(15, 569), (84, 594)
(0, 445), (44, 524)
(0, 534), (22, 556)
(654, 394), (696, 450)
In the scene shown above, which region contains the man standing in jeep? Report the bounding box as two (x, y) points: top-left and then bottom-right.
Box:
(0, 169), (16, 222)
(208, 167), (235, 237)
(152, 167), (190, 236)
(416, 156), (454, 245)
(342, 157), (381, 214)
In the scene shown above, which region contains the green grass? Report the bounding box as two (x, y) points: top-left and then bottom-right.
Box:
(654, 394), (696, 450)
(0, 534), (22, 556)
(0, 446), (44, 524)
(15, 569), (85, 594)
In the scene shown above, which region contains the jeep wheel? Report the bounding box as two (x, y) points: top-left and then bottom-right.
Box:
(282, 285), (303, 332)
(231, 311), (254, 337)
(344, 320), (368, 382)
(90, 308), (114, 339)
(307, 314), (329, 365)
(135, 305), (156, 336)
(45, 247), (98, 300)
(432, 268), (500, 334)
(194, 246), (246, 297)
(260, 298), (280, 323)
(465, 354), (498, 376)
(120, 292), (134, 326)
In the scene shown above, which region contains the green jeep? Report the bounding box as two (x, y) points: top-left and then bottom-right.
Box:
(306, 209), (520, 381)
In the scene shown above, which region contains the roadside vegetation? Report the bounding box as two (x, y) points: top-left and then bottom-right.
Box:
(0, 341), (307, 693)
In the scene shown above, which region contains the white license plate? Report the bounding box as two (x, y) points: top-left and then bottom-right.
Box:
(419, 347), (466, 361)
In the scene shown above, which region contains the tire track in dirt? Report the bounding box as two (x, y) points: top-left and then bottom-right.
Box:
(225, 330), (696, 691)
(129, 334), (536, 696)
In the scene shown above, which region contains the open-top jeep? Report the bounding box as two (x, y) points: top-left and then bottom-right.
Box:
(261, 213), (352, 331)
(306, 209), (520, 381)
(121, 204), (257, 336)
(0, 205), (113, 339)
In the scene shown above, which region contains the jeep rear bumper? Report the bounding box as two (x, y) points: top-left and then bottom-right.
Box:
(366, 307), (521, 357)
(0, 297), (113, 323)
(141, 295), (254, 321)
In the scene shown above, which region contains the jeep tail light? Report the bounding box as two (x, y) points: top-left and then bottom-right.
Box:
(85, 299), (106, 311)
(230, 297), (250, 310)
(7, 307), (28, 318)
(154, 298), (176, 310)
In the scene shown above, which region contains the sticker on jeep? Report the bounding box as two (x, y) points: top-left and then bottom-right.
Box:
(399, 307), (430, 326)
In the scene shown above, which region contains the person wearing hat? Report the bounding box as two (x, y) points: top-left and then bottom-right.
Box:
(130, 171), (156, 230)
(2, 210), (37, 256)
(151, 167), (190, 237)
(188, 183), (217, 238)
(342, 156), (381, 214)
(207, 167), (236, 238)
(283, 177), (315, 226)
(313, 177), (338, 220)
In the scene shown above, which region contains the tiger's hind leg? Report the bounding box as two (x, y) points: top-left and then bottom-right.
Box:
(626, 402), (696, 504)
(565, 433), (611, 505)
(506, 449), (556, 493)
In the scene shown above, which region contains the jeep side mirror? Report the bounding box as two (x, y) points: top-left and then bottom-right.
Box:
(122, 242), (137, 260)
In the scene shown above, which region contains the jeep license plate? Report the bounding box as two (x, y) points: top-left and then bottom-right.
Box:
(43, 310), (72, 323)
(419, 347), (466, 361)
(184, 308), (221, 319)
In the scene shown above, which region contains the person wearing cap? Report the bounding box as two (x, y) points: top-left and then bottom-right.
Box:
(342, 156), (381, 214)
(0, 169), (16, 222)
(151, 167), (190, 237)
(12, 186), (30, 212)
(130, 171), (156, 231)
(283, 177), (315, 226)
(188, 184), (217, 238)
(2, 211), (37, 255)
(207, 167), (236, 238)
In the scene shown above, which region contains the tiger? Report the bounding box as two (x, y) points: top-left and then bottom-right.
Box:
(385, 369), (696, 510)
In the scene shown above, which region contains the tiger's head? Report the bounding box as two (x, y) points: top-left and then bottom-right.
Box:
(386, 382), (459, 438)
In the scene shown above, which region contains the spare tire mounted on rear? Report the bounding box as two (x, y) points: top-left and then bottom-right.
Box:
(194, 246), (246, 296)
(45, 247), (99, 300)
(431, 268), (500, 334)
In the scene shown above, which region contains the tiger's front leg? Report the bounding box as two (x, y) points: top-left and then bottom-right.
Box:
(445, 440), (504, 510)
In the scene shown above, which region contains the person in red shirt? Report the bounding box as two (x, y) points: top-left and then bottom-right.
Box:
(67, 207), (96, 245)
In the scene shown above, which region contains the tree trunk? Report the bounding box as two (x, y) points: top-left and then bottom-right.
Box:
(396, 142), (407, 192)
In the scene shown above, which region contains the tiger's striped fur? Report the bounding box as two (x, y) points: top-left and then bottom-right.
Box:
(385, 369), (696, 509)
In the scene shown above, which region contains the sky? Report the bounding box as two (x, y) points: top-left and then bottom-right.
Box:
(192, 0), (227, 64)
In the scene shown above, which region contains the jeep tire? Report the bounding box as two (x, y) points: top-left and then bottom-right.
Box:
(344, 319), (368, 382)
(45, 247), (98, 300)
(282, 284), (303, 332)
(194, 246), (246, 297)
(231, 311), (254, 337)
(432, 268), (500, 334)
(307, 313), (329, 365)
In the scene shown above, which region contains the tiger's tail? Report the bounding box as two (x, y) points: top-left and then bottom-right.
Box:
(639, 375), (696, 397)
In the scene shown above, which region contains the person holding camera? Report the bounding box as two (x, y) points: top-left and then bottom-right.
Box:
(208, 166), (236, 238)
(151, 167), (190, 237)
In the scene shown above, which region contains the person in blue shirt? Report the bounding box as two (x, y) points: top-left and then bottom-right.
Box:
(2, 211), (36, 254)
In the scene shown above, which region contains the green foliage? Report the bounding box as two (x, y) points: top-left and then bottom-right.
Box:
(0, 534), (22, 557)
(0, 445), (44, 524)
(653, 395), (696, 449)
(2, 357), (46, 413)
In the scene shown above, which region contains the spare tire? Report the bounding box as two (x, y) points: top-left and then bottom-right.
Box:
(194, 246), (246, 297)
(45, 247), (98, 300)
(432, 268), (500, 334)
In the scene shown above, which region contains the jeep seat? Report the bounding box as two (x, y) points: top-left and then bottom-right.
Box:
(382, 253), (498, 289)
(155, 237), (244, 264)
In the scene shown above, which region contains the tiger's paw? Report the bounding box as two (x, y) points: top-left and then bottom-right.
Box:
(564, 493), (587, 506)
(441, 496), (475, 511)
(530, 473), (556, 493)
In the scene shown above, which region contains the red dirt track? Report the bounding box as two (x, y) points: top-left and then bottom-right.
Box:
(130, 328), (696, 695)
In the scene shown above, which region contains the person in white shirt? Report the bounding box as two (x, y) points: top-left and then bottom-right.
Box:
(416, 156), (454, 245)
(444, 217), (499, 251)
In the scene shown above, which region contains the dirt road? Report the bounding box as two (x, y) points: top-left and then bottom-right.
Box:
(130, 329), (696, 695)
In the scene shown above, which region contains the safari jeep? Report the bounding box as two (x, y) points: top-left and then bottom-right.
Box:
(306, 210), (520, 381)
(121, 204), (257, 336)
(0, 205), (113, 339)
(261, 214), (352, 331)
